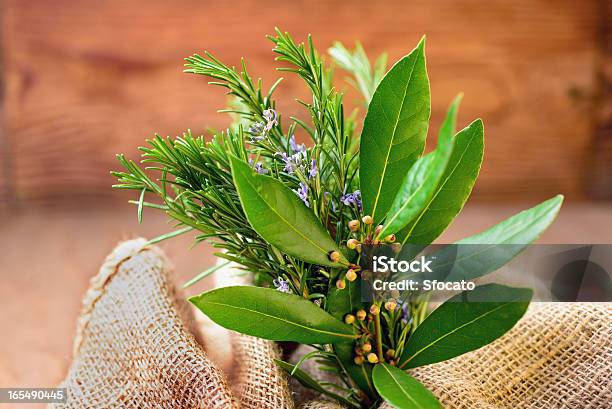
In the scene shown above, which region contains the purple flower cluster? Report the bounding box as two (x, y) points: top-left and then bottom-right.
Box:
(294, 182), (310, 207)
(276, 148), (317, 180)
(273, 277), (291, 293)
(247, 122), (266, 142)
(248, 109), (278, 143)
(340, 190), (362, 211)
(276, 151), (304, 174)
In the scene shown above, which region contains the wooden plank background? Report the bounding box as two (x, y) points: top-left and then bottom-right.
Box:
(1, 0), (610, 210)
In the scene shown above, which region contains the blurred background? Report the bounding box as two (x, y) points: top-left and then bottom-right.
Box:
(0, 0), (611, 395)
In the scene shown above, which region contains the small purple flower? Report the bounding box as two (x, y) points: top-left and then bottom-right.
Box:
(308, 159), (318, 179)
(276, 150), (307, 175)
(248, 121), (266, 142)
(248, 159), (269, 175)
(340, 190), (362, 211)
(396, 299), (412, 325)
(263, 109), (278, 132)
(254, 162), (268, 174)
(324, 192), (337, 212)
(276, 152), (295, 174)
(248, 109), (278, 143)
(273, 277), (291, 293)
(289, 135), (305, 153)
(294, 182), (310, 207)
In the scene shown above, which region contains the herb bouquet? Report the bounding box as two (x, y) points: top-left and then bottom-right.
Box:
(113, 29), (563, 408)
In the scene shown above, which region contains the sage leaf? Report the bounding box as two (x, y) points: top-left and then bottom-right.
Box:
(230, 156), (348, 267)
(360, 37), (430, 223)
(399, 284), (532, 369)
(373, 363), (442, 409)
(429, 194), (564, 282)
(189, 286), (357, 344)
(378, 95), (460, 238)
(398, 118), (484, 245)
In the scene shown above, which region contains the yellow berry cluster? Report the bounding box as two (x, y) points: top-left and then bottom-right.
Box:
(344, 216), (397, 253)
(342, 301), (400, 367)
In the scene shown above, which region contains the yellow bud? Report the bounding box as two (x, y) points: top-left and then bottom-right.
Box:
(385, 349), (396, 359)
(385, 300), (397, 312)
(385, 234), (396, 243)
(369, 304), (380, 315)
(336, 279), (346, 290)
(356, 244), (362, 253)
(354, 355), (365, 365)
(362, 343), (372, 353)
(344, 314), (355, 324)
(346, 239), (359, 250)
(345, 269), (357, 282)
(348, 220), (360, 232)
(356, 309), (367, 321)
(328, 251), (341, 263)
(366, 353), (379, 364)
(362, 215), (373, 225)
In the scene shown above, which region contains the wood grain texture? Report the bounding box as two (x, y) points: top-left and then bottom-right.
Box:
(586, 0), (612, 199)
(0, 0), (605, 209)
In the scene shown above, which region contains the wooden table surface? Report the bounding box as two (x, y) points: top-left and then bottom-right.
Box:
(0, 203), (610, 404)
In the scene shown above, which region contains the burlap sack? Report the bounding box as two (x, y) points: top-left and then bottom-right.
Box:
(53, 239), (611, 408)
(51, 238), (237, 408)
(401, 302), (612, 409)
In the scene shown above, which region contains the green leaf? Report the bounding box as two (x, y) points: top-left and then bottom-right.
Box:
(137, 188), (146, 223)
(373, 363), (442, 409)
(398, 118), (484, 244)
(428, 194), (564, 282)
(399, 284), (532, 369)
(275, 359), (359, 408)
(378, 95), (460, 238)
(229, 156), (348, 267)
(327, 280), (363, 321)
(360, 37), (430, 223)
(275, 359), (329, 395)
(145, 226), (193, 245)
(189, 286), (357, 344)
(182, 260), (231, 289)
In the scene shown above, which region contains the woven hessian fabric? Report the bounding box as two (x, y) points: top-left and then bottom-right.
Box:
(402, 302), (611, 409)
(53, 239), (611, 408)
(50, 238), (237, 408)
